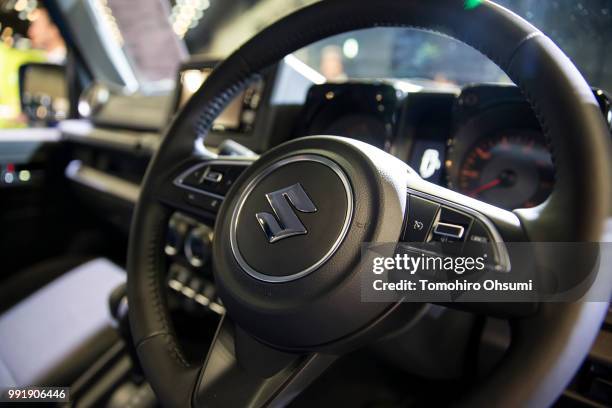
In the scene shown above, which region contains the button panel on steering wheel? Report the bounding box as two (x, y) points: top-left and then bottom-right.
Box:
(174, 160), (251, 214)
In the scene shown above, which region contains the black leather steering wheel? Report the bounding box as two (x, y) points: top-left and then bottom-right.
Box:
(127, 1), (612, 407)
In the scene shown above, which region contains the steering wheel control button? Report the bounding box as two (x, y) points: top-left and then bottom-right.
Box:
(177, 161), (249, 197)
(433, 222), (465, 239)
(403, 194), (439, 242)
(431, 206), (473, 242)
(230, 155), (353, 282)
(203, 169), (223, 183)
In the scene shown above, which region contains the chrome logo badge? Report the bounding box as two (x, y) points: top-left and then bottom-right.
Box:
(255, 183), (317, 243)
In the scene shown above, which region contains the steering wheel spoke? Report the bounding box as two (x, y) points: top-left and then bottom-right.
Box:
(404, 171), (526, 244)
(399, 173), (539, 318)
(155, 158), (254, 220)
(193, 315), (336, 408)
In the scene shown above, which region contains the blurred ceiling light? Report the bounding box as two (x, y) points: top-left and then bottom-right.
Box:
(170, 0), (209, 38)
(342, 38), (359, 59)
(14, 0), (27, 12)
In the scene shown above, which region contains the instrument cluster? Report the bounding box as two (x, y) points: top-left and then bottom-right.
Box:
(296, 82), (610, 211)
(445, 85), (556, 210)
(295, 82), (400, 151)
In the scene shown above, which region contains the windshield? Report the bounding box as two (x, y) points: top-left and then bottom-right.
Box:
(291, 1), (612, 89)
(177, 0), (612, 91)
(293, 28), (511, 88)
(57, 0), (612, 91)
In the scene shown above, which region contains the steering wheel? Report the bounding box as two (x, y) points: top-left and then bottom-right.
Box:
(128, 1), (612, 406)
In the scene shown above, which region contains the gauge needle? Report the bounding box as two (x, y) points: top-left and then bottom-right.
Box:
(468, 178), (501, 197)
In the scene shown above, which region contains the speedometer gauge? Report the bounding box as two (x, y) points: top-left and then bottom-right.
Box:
(455, 130), (554, 209)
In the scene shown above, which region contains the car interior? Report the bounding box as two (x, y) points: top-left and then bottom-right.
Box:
(1, 0), (612, 407)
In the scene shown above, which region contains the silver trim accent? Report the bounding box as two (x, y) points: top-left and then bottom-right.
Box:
(65, 160), (140, 203)
(60, 120), (159, 152)
(408, 188), (512, 272)
(59, 120), (221, 154)
(433, 222), (465, 239)
(230, 155), (354, 283)
(0, 127), (60, 142)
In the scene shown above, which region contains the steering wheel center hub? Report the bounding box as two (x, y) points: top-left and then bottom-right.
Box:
(230, 154), (353, 282)
(211, 136), (408, 348)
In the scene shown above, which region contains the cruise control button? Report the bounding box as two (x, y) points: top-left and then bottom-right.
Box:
(178, 163), (249, 196)
(203, 168), (223, 183)
(205, 165), (247, 195)
(403, 195), (439, 242)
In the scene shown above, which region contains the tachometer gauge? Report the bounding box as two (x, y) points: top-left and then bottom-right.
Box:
(455, 130), (554, 209)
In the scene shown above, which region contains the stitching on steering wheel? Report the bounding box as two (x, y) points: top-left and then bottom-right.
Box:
(505, 36), (559, 187)
(142, 206), (192, 368)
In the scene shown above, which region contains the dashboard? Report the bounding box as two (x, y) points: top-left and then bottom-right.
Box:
(160, 57), (612, 218)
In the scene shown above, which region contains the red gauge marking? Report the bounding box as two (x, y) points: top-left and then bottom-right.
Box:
(461, 169), (479, 178)
(467, 178), (501, 197)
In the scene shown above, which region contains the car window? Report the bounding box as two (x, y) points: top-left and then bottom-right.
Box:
(293, 1), (612, 90)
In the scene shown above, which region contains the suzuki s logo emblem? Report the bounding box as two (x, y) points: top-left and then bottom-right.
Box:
(255, 183), (317, 243)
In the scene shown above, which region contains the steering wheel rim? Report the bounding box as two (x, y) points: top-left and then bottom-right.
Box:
(128, 1), (612, 407)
